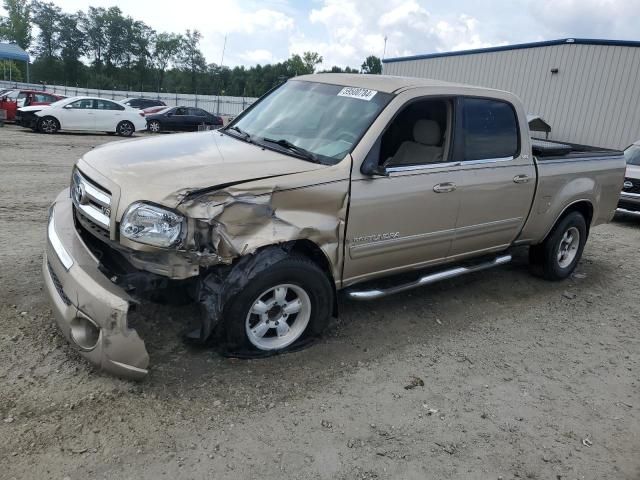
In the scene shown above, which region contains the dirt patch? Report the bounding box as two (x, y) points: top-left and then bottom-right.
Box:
(1, 124), (639, 479)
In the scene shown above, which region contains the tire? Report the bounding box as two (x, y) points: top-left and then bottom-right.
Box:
(148, 120), (161, 133)
(116, 120), (135, 137)
(529, 211), (587, 280)
(223, 255), (333, 352)
(38, 116), (59, 134)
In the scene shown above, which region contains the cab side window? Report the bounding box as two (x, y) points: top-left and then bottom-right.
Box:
(175, 107), (187, 115)
(381, 98), (452, 167)
(68, 99), (94, 109)
(461, 98), (519, 161)
(95, 99), (124, 111)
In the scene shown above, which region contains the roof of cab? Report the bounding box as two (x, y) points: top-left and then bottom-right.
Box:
(293, 73), (504, 95)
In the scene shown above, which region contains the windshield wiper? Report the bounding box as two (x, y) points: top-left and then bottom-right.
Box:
(225, 125), (251, 142)
(262, 137), (320, 163)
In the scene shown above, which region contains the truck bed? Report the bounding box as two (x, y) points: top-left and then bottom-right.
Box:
(517, 140), (626, 244)
(532, 137), (622, 161)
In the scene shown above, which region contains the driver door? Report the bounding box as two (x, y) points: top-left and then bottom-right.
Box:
(59, 99), (96, 130)
(343, 96), (461, 284)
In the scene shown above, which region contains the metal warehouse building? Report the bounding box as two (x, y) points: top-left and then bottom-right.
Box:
(382, 38), (640, 150)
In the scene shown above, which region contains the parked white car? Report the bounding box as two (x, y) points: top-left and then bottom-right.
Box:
(33, 96), (147, 136)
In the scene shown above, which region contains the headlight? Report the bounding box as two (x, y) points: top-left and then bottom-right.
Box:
(120, 202), (184, 248)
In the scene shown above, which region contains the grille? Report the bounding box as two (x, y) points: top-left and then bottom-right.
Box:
(71, 169), (112, 238)
(623, 177), (640, 195)
(47, 261), (71, 306)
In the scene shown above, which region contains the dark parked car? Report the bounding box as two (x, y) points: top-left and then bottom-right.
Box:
(120, 98), (166, 110)
(146, 106), (223, 133)
(618, 140), (640, 212)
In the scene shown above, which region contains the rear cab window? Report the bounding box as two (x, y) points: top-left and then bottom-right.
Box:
(459, 98), (520, 161)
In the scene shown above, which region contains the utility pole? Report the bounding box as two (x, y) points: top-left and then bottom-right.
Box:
(216, 34), (227, 115)
(383, 36), (388, 60)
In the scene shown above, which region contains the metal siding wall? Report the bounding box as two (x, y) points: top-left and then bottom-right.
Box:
(383, 44), (640, 149)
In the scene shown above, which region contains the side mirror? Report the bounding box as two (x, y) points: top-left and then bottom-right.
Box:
(166, 112), (173, 117)
(360, 138), (389, 176)
(63, 104), (72, 109)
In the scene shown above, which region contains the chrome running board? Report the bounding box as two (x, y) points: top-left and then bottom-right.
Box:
(346, 254), (512, 300)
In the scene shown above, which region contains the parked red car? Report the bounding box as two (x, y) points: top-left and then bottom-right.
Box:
(0, 89), (64, 122)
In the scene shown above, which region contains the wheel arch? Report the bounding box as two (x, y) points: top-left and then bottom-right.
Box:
(541, 199), (594, 244)
(248, 239), (338, 318)
(39, 114), (61, 129)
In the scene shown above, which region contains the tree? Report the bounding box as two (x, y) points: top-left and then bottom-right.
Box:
(0, 0), (32, 49)
(320, 65), (359, 74)
(152, 32), (182, 91)
(58, 12), (86, 82)
(361, 55), (382, 74)
(286, 51), (323, 76)
(302, 51), (323, 73)
(178, 29), (206, 92)
(31, 1), (62, 58)
(82, 6), (107, 68)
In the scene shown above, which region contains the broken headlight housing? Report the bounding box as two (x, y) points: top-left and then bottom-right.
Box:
(120, 202), (184, 248)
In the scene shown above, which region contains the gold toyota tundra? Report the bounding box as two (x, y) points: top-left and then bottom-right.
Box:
(43, 74), (626, 378)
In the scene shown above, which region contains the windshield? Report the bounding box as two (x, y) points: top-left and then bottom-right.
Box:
(625, 144), (640, 166)
(228, 80), (392, 164)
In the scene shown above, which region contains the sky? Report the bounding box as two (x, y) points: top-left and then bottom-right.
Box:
(9, 0), (640, 69)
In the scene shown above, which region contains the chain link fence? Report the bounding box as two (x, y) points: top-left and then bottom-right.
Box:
(0, 80), (257, 116)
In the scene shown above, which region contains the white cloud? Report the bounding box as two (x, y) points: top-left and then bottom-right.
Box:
(291, 0), (504, 68)
(42, 0), (640, 70)
(240, 49), (275, 64)
(527, 0), (640, 39)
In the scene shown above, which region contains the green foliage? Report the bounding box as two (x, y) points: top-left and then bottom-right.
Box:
(31, 1), (62, 58)
(0, 0), (31, 48)
(0, 59), (24, 81)
(0, 0), (379, 96)
(361, 55), (382, 74)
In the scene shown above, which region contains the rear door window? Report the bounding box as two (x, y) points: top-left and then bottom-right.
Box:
(461, 98), (519, 161)
(95, 99), (124, 111)
(69, 99), (94, 109)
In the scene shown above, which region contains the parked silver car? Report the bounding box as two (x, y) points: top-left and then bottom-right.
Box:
(618, 140), (640, 212)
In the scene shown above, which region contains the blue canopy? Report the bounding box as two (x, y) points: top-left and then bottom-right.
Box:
(0, 42), (29, 62)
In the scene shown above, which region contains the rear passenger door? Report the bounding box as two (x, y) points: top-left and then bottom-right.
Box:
(448, 97), (536, 258)
(187, 108), (206, 129)
(93, 99), (125, 131)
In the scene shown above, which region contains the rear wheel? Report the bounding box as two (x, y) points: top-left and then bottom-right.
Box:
(38, 116), (59, 134)
(223, 255), (333, 352)
(530, 211), (587, 280)
(148, 120), (161, 133)
(116, 120), (134, 137)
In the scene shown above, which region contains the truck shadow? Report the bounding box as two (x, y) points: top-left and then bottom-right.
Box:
(128, 246), (616, 401)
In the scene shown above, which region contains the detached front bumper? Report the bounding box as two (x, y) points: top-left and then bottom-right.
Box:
(43, 190), (149, 379)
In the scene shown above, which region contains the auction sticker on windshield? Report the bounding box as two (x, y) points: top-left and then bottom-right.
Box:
(337, 87), (378, 101)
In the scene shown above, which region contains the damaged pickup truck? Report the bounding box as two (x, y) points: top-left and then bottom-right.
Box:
(43, 74), (626, 379)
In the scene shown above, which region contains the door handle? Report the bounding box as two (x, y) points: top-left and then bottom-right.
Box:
(513, 174), (531, 184)
(433, 182), (456, 193)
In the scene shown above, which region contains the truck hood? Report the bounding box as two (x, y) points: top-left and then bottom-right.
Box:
(77, 130), (325, 211)
(18, 105), (48, 112)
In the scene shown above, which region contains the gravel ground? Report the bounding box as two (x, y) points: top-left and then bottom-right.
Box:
(1, 124), (639, 480)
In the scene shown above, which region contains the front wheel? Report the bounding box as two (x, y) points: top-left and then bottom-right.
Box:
(38, 116), (59, 134)
(223, 255), (333, 353)
(148, 120), (161, 133)
(530, 211), (587, 280)
(116, 120), (134, 137)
